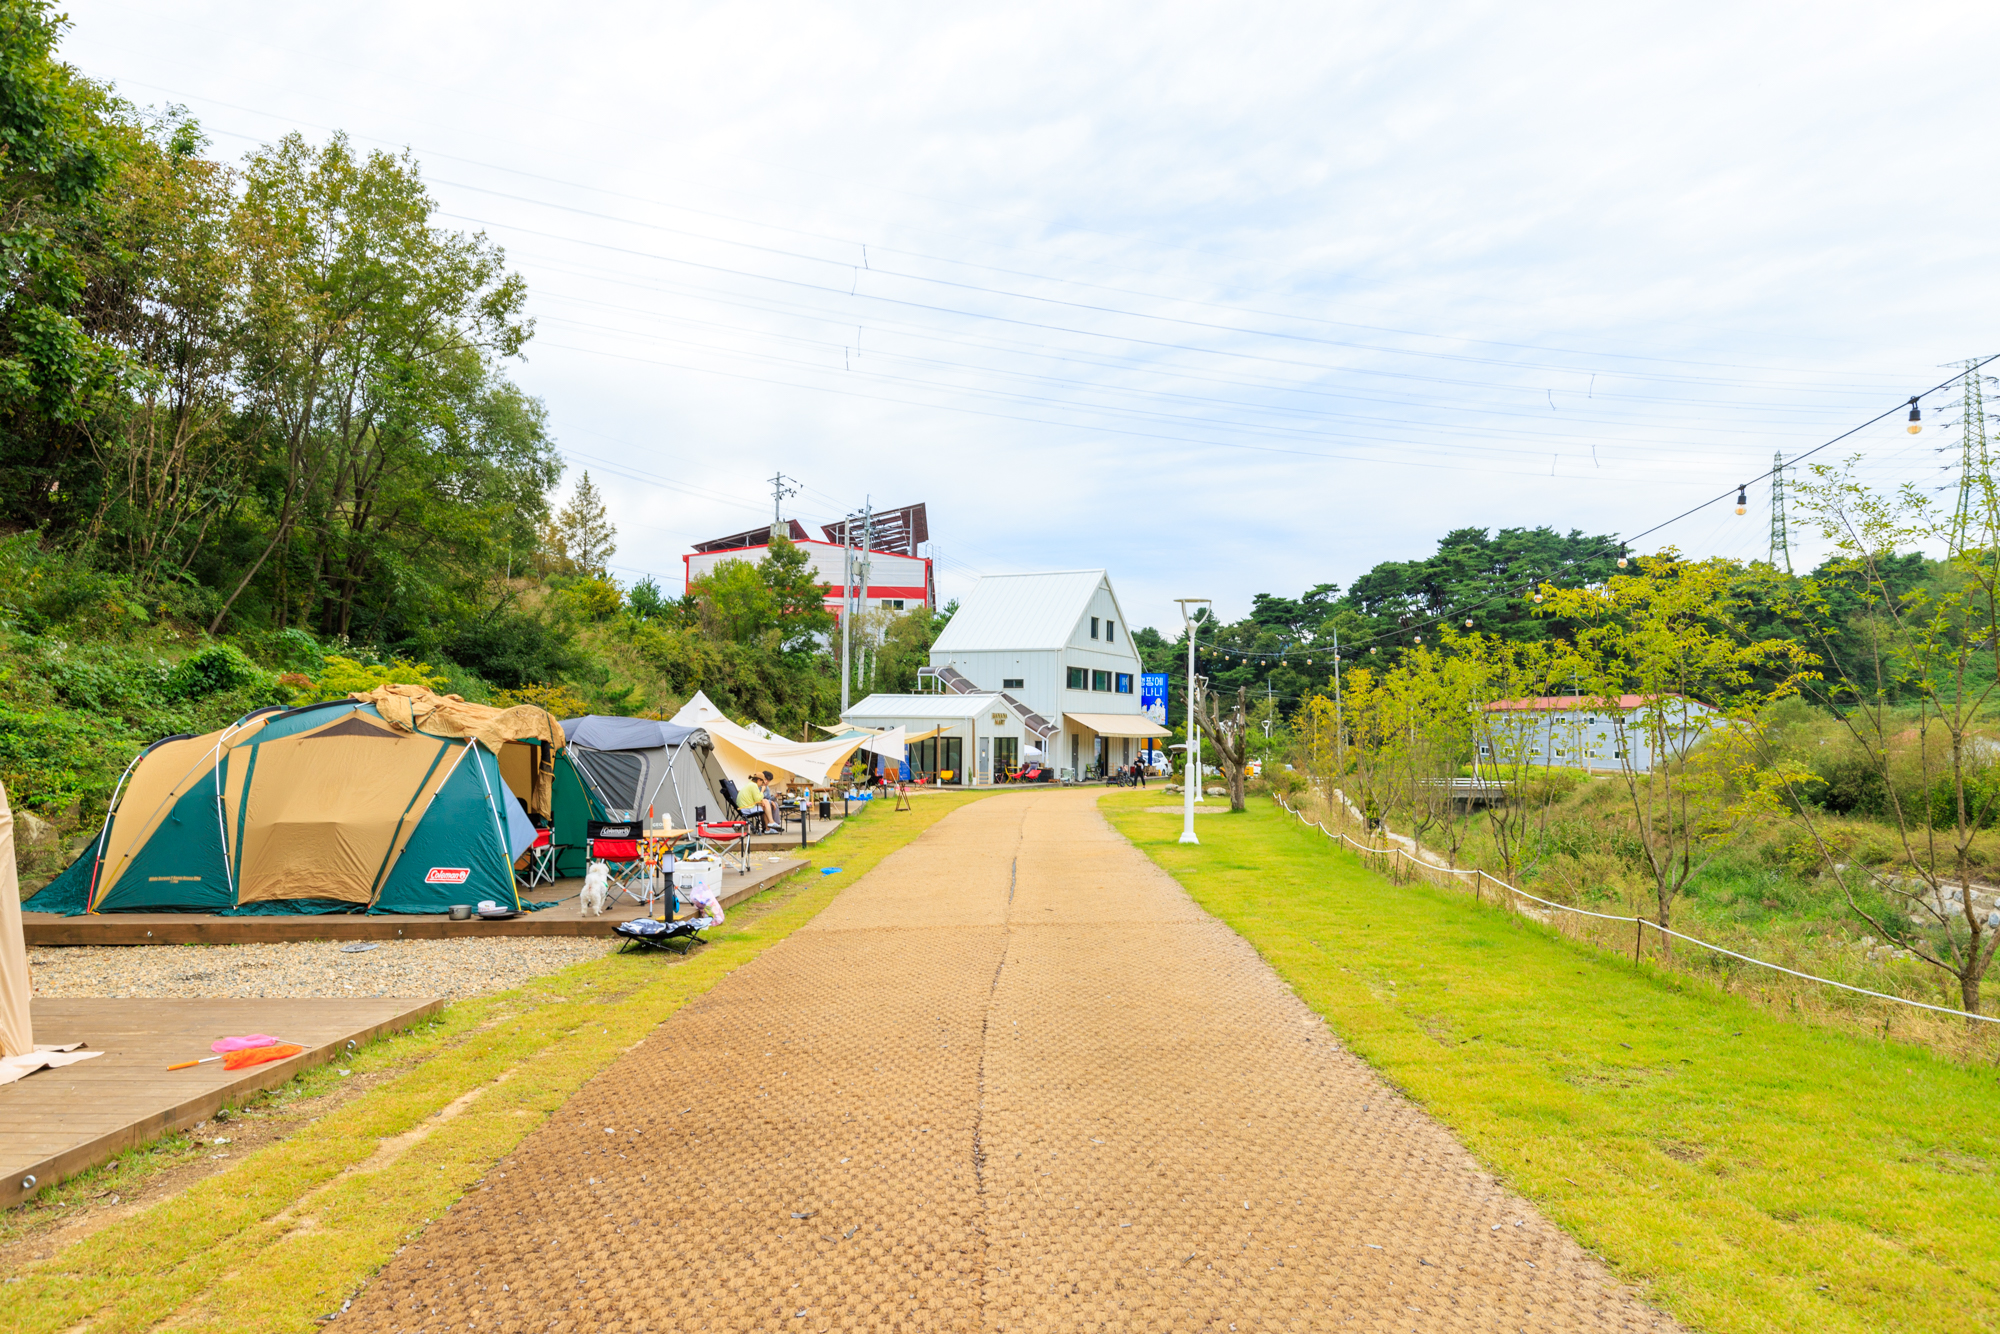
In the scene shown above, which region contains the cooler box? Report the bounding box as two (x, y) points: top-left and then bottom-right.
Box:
(673, 859), (723, 900)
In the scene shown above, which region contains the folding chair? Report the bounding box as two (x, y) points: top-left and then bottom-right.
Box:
(694, 819), (752, 873)
(523, 826), (558, 888)
(586, 819), (655, 906)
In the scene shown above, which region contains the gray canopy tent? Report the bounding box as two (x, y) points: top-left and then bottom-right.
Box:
(560, 717), (734, 835)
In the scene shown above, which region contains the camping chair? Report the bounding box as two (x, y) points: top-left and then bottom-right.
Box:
(524, 826), (558, 888)
(694, 819), (752, 873)
(586, 818), (653, 902)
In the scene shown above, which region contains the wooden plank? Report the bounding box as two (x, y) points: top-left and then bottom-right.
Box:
(22, 858), (806, 946)
(0, 997), (443, 1209)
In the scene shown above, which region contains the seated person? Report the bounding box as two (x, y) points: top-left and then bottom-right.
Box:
(757, 771), (782, 829)
(735, 774), (766, 826)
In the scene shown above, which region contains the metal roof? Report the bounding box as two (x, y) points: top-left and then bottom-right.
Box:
(929, 570), (1108, 653)
(842, 693), (1004, 720)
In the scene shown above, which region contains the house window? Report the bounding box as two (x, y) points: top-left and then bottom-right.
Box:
(1529, 747), (1543, 756)
(1613, 749), (1624, 759)
(1090, 617), (1100, 639)
(884, 599), (904, 610)
(1478, 744), (1491, 756)
(1066, 666), (1087, 689)
(1106, 620), (1116, 643)
(1002, 677), (1024, 689)
(1092, 670), (1112, 691)
(1115, 673), (1133, 693)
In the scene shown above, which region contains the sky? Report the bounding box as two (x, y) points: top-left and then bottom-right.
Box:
(62, 1), (2000, 631)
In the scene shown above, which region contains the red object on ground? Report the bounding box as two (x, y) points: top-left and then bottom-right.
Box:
(221, 1043), (303, 1070)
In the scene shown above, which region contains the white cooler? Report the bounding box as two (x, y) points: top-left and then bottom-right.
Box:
(672, 859), (723, 902)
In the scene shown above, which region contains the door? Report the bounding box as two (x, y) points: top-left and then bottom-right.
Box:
(993, 736), (1018, 778)
(940, 736), (963, 783)
(978, 736), (990, 782)
(1093, 736), (1108, 778)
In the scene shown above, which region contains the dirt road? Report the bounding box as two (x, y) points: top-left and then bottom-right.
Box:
(343, 789), (1675, 1332)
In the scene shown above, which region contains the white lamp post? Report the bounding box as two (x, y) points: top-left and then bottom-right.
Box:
(1174, 598), (1211, 844)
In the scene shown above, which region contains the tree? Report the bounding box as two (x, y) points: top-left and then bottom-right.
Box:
(556, 470), (614, 575)
(1459, 632), (1573, 883)
(1540, 555), (1812, 947)
(1192, 681), (1251, 811)
(1776, 456), (2000, 1019)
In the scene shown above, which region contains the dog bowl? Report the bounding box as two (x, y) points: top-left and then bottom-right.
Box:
(448, 904), (473, 921)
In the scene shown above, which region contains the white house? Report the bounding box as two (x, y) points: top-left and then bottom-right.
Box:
(854, 569), (1167, 781)
(840, 691), (1050, 786)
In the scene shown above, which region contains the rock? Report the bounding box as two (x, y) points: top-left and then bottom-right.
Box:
(15, 808), (55, 848)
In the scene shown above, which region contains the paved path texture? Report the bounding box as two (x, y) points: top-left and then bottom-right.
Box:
(345, 790), (1677, 1333)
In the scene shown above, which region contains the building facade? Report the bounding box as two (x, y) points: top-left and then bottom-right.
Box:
(682, 514), (935, 618)
(1478, 694), (1717, 774)
(847, 569), (1167, 781)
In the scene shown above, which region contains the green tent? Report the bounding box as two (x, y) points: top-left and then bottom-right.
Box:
(26, 698), (549, 916)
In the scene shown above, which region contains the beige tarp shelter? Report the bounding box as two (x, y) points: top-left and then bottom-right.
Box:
(670, 692), (871, 787)
(351, 683), (566, 816)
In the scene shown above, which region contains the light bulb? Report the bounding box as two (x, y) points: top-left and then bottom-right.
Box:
(1617, 557), (1627, 568)
(1465, 618), (1473, 628)
(1734, 486), (1747, 515)
(1370, 647), (1378, 655)
(1907, 398), (1922, 434)
(1533, 592), (1544, 604)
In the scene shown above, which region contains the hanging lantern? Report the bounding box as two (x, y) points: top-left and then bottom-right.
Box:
(1907, 397), (1923, 434)
(1734, 485), (1748, 515)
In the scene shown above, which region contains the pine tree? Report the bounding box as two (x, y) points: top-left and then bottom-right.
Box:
(557, 471), (616, 574)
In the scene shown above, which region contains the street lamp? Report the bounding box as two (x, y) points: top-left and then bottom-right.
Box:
(1175, 598), (1211, 844)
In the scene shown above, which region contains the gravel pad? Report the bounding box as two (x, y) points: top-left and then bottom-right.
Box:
(339, 789), (1679, 1332)
(27, 937), (613, 1000)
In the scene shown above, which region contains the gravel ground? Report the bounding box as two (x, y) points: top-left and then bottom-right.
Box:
(26, 937), (615, 1000)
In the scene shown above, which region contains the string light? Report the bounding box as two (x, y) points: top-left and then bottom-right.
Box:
(1907, 397), (1922, 434)
(1734, 485), (1748, 515)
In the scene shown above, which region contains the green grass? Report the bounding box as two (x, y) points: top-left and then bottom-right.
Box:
(0, 790), (993, 1333)
(1100, 791), (2000, 1334)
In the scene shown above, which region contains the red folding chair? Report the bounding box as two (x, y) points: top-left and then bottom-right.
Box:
(694, 819), (751, 874)
(524, 827), (558, 888)
(587, 819), (654, 905)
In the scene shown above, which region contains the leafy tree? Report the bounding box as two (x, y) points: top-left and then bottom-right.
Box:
(1540, 554), (1813, 948)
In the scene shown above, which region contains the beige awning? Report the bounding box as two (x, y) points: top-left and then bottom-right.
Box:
(1062, 712), (1172, 738)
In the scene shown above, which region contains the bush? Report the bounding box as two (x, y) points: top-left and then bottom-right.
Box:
(447, 610), (579, 688)
(493, 682), (589, 719)
(305, 655), (445, 703)
(165, 644), (268, 700)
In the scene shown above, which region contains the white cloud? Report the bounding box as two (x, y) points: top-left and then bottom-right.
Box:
(67, 0), (2000, 626)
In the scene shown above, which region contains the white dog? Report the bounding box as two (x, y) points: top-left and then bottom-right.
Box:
(580, 861), (612, 916)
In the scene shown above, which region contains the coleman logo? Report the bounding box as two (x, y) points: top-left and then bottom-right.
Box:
(425, 867), (471, 884)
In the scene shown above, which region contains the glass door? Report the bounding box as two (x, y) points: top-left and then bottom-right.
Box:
(993, 736), (1018, 779)
(940, 736), (963, 783)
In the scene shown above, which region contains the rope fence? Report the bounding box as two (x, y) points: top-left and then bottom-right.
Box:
(1272, 794), (2000, 1027)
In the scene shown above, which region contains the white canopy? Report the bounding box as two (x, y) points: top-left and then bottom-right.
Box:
(671, 691), (872, 787)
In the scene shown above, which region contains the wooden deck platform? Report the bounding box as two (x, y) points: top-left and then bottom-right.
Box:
(1, 996), (442, 1208)
(21, 856), (809, 946)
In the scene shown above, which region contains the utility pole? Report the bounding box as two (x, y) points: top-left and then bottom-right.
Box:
(1175, 599), (1211, 843)
(857, 499), (874, 694)
(840, 508), (857, 715)
(769, 472), (800, 533)
(1768, 451), (1791, 573)
(1330, 623), (1344, 784)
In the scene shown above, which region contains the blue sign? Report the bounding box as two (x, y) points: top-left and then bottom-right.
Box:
(1141, 673), (1169, 726)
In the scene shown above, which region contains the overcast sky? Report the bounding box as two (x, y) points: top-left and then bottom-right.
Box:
(65, 2), (2000, 630)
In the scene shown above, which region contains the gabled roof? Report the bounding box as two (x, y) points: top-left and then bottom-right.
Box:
(930, 570), (1110, 653)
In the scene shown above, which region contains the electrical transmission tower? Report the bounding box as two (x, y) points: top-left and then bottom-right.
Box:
(1949, 361), (1989, 550)
(1768, 451), (1790, 572)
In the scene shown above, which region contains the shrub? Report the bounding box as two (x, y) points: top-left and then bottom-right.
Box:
(493, 682), (589, 719)
(305, 655), (445, 703)
(447, 610), (579, 688)
(165, 644), (268, 700)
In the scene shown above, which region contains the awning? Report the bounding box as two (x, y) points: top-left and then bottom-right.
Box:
(1062, 712), (1172, 738)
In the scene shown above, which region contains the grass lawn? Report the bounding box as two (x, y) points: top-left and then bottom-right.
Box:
(1101, 791), (2000, 1334)
(0, 789), (993, 1334)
